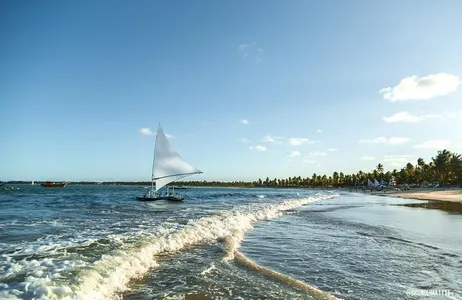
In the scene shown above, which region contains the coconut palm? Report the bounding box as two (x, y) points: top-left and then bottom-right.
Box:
(432, 149), (452, 183)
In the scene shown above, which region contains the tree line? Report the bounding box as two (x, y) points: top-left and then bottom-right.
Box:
(3, 149), (460, 188)
(182, 149), (462, 188)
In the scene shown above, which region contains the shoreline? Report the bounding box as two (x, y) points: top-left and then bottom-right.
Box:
(371, 188), (462, 203)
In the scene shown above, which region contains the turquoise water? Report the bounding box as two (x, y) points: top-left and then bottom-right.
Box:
(0, 186), (461, 299)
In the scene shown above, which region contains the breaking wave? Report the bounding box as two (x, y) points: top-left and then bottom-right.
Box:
(0, 193), (338, 300)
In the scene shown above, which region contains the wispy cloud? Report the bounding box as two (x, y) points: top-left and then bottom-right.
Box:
(317, 129), (323, 133)
(301, 152), (326, 164)
(239, 138), (251, 143)
(286, 151), (301, 158)
(361, 156), (375, 160)
(307, 151), (327, 157)
(140, 128), (174, 139)
(383, 111), (442, 123)
(238, 42), (263, 62)
(327, 148), (338, 152)
(303, 159), (316, 164)
(288, 137), (317, 146)
(249, 145), (267, 152)
(379, 73), (460, 102)
(239, 119), (249, 125)
(238, 42), (256, 52)
(140, 128), (153, 135)
(383, 155), (417, 167)
(413, 140), (452, 149)
(359, 137), (410, 145)
(262, 135), (284, 143)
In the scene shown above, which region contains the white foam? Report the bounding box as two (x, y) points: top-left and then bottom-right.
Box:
(199, 263), (217, 276)
(0, 193), (338, 300)
(70, 193), (337, 299)
(232, 249), (341, 299)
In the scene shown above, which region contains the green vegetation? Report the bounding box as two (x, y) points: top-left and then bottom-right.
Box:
(2, 149), (461, 189)
(184, 149), (462, 188)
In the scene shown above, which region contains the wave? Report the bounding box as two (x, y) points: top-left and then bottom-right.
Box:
(219, 201), (340, 300)
(232, 250), (339, 300)
(0, 193), (338, 300)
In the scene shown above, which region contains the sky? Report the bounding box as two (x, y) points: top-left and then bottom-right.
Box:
(1, 0), (462, 182)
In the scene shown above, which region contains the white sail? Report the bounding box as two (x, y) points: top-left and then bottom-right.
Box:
(152, 123), (202, 191)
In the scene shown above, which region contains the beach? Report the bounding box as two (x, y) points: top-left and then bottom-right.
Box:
(373, 188), (462, 202)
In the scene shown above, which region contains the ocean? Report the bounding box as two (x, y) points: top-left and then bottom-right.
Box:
(0, 185), (461, 300)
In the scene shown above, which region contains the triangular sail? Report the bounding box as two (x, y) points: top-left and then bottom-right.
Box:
(152, 123), (202, 191)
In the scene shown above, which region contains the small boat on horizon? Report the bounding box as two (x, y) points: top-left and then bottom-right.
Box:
(41, 181), (66, 188)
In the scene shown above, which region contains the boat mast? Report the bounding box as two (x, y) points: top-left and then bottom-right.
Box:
(151, 123), (160, 194)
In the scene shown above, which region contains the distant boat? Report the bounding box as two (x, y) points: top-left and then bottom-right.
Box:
(137, 123), (202, 201)
(41, 181), (66, 188)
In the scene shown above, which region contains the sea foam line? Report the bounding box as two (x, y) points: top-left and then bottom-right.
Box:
(3, 193), (337, 300)
(229, 247), (340, 299)
(75, 193), (337, 300)
(220, 196), (341, 299)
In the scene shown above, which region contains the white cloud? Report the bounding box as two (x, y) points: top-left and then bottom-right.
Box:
(249, 145), (267, 152)
(238, 42), (263, 62)
(359, 137), (410, 145)
(307, 151), (327, 157)
(383, 155), (417, 167)
(361, 156), (375, 160)
(239, 119), (249, 125)
(140, 128), (174, 139)
(239, 138), (251, 143)
(317, 129), (323, 132)
(262, 135), (284, 143)
(327, 148), (338, 152)
(379, 73), (460, 102)
(238, 42), (256, 52)
(288, 137), (316, 146)
(286, 151), (301, 158)
(383, 111), (442, 123)
(413, 140), (452, 149)
(303, 159), (316, 164)
(140, 128), (153, 135)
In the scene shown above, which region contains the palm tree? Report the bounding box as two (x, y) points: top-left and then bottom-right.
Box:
(432, 149), (451, 183)
(417, 158), (425, 168)
(450, 153), (461, 184)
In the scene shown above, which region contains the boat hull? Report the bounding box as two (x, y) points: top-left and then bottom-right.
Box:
(41, 182), (66, 188)
(136, 195), (184, 201)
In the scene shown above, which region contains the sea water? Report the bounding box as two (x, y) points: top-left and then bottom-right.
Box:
(0, 186), (461, 299)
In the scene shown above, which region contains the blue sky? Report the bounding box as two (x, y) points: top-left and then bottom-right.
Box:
(1, 0), (462, 181)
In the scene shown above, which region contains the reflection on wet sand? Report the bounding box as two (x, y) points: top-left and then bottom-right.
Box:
(395, 200), (462, 214)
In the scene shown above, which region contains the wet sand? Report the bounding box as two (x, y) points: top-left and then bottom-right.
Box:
(373, 188), (462, 203)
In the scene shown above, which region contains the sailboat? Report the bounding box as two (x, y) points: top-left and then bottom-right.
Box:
(136, 123), (202, 201)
